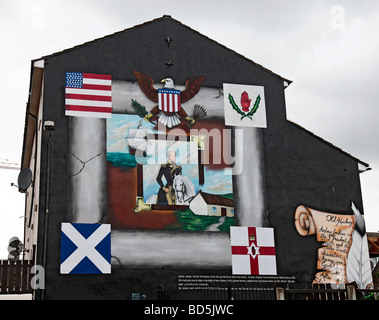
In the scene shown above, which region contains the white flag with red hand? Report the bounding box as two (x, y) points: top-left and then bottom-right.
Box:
(223, 83), (267, 128)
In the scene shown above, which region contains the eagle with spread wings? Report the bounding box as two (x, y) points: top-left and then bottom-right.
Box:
(133, 70), (206, 128)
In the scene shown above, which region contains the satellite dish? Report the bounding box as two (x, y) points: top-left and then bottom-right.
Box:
(17, 168), (32, 191)
(8, 236), (22, 248)
(7, 237), (23, 260)
(8, 245), (19, 256)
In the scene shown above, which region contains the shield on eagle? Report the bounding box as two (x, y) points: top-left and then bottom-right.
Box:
(158, 88), (181, 112)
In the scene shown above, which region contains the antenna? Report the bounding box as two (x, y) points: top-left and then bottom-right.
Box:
(0, 159), (20, 170)
(7, 237), (28, 260)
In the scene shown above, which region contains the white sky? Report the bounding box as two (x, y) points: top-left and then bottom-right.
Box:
(0, 0), (378, 258)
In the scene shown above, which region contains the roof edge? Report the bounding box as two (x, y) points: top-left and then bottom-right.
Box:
(35, 15), (292, 85)
(21, 64), (44, 169)
(166, 16), (292, 85)
(287, 120), (370, 170)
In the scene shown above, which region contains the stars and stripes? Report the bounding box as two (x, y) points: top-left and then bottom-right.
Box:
(60, 223), (111, 274)
(65, 72), (112, 118)
(158, 88), (181, 113)
(230, 226), (277, 275)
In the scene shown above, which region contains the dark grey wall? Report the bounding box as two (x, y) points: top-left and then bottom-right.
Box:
(35, 16), (364, 298)
(263, 121), (363, 281)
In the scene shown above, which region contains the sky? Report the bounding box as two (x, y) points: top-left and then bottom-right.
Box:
(0, 0), (379, 258)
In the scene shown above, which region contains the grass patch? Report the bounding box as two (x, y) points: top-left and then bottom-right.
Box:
(168, 209), (234, 232)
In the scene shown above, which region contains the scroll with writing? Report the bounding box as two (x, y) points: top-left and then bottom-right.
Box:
(294, 205), (355, 284)
(294, 203), (373, 288)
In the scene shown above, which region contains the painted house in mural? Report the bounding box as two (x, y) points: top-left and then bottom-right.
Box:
(20, 16), (373, 299)
(189, 191), (234, 217)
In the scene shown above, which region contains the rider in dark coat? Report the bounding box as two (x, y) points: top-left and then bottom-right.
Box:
(156, 150), (182, 204)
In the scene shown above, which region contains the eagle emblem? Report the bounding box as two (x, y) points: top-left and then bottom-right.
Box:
(133, 71), (206, 128)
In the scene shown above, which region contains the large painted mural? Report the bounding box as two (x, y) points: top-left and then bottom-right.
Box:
(106, 114), (235, 232)
(106, 71), (236, 232)
(63, 69), (373, 288)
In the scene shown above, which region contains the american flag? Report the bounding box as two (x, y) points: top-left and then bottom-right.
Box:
(158, 88), (181, 113)
(65, 72), (112, 118)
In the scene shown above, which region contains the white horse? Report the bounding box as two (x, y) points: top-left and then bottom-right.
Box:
(173, 174), (196, 205)
(145, 174), (196, 205)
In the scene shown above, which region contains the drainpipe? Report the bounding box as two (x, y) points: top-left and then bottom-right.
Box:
(26, 108), (38, 230)
(41, 120), (54, 300)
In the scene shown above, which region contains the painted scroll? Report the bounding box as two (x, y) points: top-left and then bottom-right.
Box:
(294, 203), (373, 288)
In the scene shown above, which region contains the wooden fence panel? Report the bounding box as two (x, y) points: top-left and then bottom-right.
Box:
(0, 260), (34, 294)
(21, 260), (32, 293)
(277, 283), (379, 300)
(0, 260), (9, 294)
(279, 283), (348, 300)
(14, 260), (22, 293)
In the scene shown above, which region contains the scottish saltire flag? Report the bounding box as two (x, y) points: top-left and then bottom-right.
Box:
(60, 223), (111, 274)
(230, 226), (277, 275)
(65, 72), (112, 118)
(158, 88), (181, 112)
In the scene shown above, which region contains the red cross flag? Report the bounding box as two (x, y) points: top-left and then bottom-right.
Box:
(230, 226), (277, 275)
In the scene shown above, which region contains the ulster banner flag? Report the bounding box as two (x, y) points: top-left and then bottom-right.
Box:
(230, 226), (277, 275)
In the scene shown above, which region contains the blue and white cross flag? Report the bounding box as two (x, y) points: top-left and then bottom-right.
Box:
(60, 223), (111, 274)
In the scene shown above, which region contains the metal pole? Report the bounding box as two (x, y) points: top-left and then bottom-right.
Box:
(275, 287), (285, 300)
(41, 130), (52, 300)
(347, 284), (357, 300)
